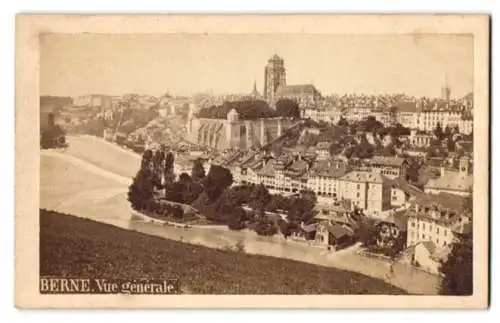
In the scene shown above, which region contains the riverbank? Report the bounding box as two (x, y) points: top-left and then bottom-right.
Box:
(40, 209), (406, 295)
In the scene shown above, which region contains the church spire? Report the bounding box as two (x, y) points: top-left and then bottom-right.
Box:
(251, 79), (260, 97)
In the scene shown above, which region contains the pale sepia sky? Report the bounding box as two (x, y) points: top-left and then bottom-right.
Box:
(40, 33), (473, 98)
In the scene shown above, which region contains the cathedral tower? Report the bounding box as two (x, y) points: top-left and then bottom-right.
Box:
(441, 70), (451, 101)
(264, 54), (286, 105)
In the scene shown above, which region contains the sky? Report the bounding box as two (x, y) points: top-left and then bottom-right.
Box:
(40, 33), (474, 99)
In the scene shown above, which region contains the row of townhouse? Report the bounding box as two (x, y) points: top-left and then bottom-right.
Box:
(302, 102), (473, 135)
(230, 152), (415, 216)
(414, 110), (473, 134)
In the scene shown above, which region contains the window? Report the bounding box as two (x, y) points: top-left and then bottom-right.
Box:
(423, 223), (426, 230)
(444, 229), (447, 237)
(357, 184), (360, 189)
(436, 227), (439, 234)
(437, 238), (439, 244)
(422, 234), (426, 239)
(357, 192), (360, 198)
(429, 224), (432, 232)
(411, 222), (415, 228)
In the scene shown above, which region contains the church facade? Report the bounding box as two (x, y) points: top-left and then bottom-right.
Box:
(186, 106), (295, 150)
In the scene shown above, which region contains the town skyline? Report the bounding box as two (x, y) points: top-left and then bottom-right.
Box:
(40, 33), (474, 99)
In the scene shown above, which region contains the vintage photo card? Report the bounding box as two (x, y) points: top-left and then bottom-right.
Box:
(15, 14), (489, 308)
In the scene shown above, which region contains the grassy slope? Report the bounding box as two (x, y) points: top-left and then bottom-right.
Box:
(40, 209), (405, 295)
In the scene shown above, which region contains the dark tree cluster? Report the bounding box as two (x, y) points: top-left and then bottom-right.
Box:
(197, 100), (276, 120)
(128, 148), (319, 236)
(359, 116), (384, 133)
(196, 99), (301, 120)
(275, 99), (301, 119)
(439, 232), (473, 295)
(40, 112), (67, 149)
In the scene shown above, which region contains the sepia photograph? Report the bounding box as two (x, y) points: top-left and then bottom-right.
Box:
(15, 14), (490, 308)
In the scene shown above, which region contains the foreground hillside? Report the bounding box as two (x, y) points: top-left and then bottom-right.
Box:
(40, 209), (405, 295)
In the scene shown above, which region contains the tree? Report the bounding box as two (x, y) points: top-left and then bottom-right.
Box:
(406, 161), (421, 185)
(171, 205), (184, 219)
(328, 141), (342, 157)
(361, 116), (384, 133)
(300, 189), (317, 211)
(164, 182), (185, 203)
(127, 167), (155, 211)
(203, 165), (233, 201)
(355, 218), (379, 247)
(276, 99), (300, 119)
(153, 149), (165, 169)
(40, 112), (67, 149)
(255, 217), (277, 236)
(381, 144), (396, 157)
(446, 137), (456, 152)
(265, 194), (291, 213)
(462, 190), (473, 216)
(337, 117), (348, 127)
(141, 149), (153, 170)
(444, 125), (452, 137)
(439, 232), (473, 295)
(48, 112), (55, 128)
(163, 152), (175, 185)
(191, 192), (211, 212)
(278, 219), (292, 238)
(434, 122), (444, 140)
(191, 158), (206, 182)
(227, 207), (248, 230)
(249, 183), (271, 211)
(179, 173), (192, 183)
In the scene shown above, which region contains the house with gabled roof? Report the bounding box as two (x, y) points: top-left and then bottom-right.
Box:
(369, 155), (409, 179)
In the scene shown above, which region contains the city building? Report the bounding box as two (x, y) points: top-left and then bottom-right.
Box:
(186, 104), (295, 150)
(405, 192), (471, 274)
(424, 156), (473, 196)
(369, 156), (408, 179)
(407, 129), (433, 148)
(276, 84), (322, 114)
(73, 94), (113, 110)
(338, 170), (392, 216)
(414, 100), (471, 134)
(306, 158), (350, 205)
(389, 177), (425, 208)
(406, 193), (470, 248)
(315, 141), (331, 160)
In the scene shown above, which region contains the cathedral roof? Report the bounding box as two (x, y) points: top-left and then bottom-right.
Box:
(278, 84), (319, 95)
